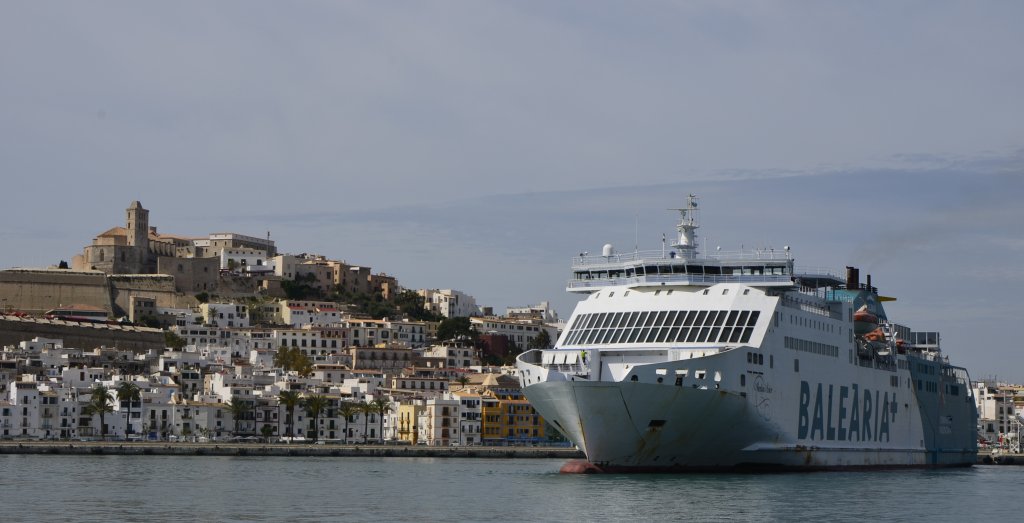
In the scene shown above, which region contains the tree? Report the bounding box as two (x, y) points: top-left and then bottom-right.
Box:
(164, 331), (186, 350)
(195, 292), (210, 304)
(359, 401), (374, 443)
(527, 329), (552, 351)
(278, 390), (302, 440)
(260, 424), (275, 442)
(436, 317), (478, 343)
(226, 397), (249, 437)
(115, 382), (141, 436)
(83, 384), (114, 439)
(273, 347), (313, 377)
(338, 402), (359, 445)
(371, 398), (392, 443)
(303, 394), (329, 443)
(455, 375), (470, 390)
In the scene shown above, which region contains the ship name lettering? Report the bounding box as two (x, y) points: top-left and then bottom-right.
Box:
(798, 381), (895, 443)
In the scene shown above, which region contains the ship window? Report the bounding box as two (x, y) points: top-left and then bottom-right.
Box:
(702, 289), (709, 295)
(636, 328), (650, 342)
(667, 327), (680, 342)
(636, 312), (650, 328)
(683, 311), (698, 326)
(769, 355), (773, 368)
(708, 327), (720, 341)
(695, 370), (706, 380)
(627, 328), (643, 344)
(655, 311), (669, 326)
(694, 311), (709, 326)
(675, 376), (683, 386)
(743, 289), (750, 295)
(630, 375), (638, 382)
(584, 314), (599, 329)
(655, 327), (670, 343)
(702, 311), (718, 326)
(608, 292), (614, 297)
(674, 312), (687, 327)
(624, 291), (630, 296)
(740, 374), (746, 386)
(645, 313), (659, 327)
(613, 312), (627, 328)
(654, 290), (661, 296)
(740, 327), (754, 344)
(794, 359), (800, 372)
(612, 328), (629, 344)
(718, 327), (732, 343)
(722, 288), (729, 295)
(746, 352), (752, 363)
(645, 327), (660, 343)
(676, 327), (690, 342)
(686, 327), (700, 343)
(737, 311), (750, 326)
(667, 290), (673, 295)
(664, 311), (679, 327)
(713, 311), (727, 326)
(599, 313), (613, 328)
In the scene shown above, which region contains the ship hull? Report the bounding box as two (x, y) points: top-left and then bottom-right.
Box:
(525, 379), (976, 471)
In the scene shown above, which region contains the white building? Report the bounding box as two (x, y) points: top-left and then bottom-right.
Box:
(418, 289), (480, 319)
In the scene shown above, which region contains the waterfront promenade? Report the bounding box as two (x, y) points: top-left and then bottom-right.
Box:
(0, 440), (583, 459)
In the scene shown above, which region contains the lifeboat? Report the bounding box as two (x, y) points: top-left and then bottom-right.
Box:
(853, 305), (879, 335)
(863, 327), (886, 343)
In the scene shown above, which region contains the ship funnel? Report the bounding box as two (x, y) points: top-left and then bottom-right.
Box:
(866, 274), (872, 292)
(845, 266), (860, 290)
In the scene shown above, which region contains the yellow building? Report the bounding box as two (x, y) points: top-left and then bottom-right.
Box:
(480, 388), (545, 445)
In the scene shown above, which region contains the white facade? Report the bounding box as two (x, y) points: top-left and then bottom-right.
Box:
(419, 289), (480, 319)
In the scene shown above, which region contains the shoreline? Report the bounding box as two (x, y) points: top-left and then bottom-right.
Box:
(0, 441), (583, 459)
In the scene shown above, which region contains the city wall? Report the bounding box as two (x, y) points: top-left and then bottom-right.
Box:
(0, 317), (165, 353)
(0, 269), (112, 314)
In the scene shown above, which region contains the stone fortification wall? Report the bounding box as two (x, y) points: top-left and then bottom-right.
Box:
(0, 316), (165, 353)
(0, 269), (112, 314)
(108, 274), (192, 315)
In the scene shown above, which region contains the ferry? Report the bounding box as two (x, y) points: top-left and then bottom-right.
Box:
(516, 195), (977, 471)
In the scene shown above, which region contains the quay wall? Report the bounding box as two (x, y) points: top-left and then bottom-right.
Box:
(0, 441), (584, 460)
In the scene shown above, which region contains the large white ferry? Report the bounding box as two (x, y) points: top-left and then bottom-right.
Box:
(516, 195), (977, 471)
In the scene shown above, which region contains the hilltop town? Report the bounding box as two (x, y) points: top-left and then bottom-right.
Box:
(0, 201), (564, 445)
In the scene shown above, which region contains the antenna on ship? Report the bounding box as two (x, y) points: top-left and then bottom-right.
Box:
(668, 194), (700, 260)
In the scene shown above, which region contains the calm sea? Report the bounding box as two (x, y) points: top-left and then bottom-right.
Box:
(1, 455), (1019, 522)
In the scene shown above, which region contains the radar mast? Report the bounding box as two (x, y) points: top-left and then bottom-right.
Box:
(669, 194), (700, 259)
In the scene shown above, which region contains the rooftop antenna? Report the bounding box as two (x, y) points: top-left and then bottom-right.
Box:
(634, 214), (639, 253)
(668, 194), (700, 260)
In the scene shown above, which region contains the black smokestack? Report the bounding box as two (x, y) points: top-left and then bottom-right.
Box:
(846, 266), (860, 290)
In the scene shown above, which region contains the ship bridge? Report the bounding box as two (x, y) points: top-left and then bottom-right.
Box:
(567, 249), (842, 293)
(567, 195), (840, 293)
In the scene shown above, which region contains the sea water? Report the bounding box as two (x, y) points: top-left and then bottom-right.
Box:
(1, 455), (1019, 522)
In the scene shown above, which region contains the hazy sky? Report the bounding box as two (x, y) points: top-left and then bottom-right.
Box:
(2, 2), (1022, 380)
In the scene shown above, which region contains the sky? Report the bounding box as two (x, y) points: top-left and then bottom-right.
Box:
(1, 2), (1022, 381)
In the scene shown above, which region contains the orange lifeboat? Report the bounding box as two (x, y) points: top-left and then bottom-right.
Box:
(853, 305), (879, 336)
(863, 327), (886, 343)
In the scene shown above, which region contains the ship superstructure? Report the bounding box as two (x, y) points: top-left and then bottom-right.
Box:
(516, 195), (977, 471)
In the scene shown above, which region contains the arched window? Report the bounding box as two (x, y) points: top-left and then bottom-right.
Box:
(98, 249), (105, 262)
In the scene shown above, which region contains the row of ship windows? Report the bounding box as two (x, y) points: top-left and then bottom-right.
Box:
(783, 336), (839, 358)
(563, 310), (760, 346)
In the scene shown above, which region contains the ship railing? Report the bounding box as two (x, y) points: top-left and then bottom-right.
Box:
(567, 273), (794, 290)
(571, 248), (793, 266)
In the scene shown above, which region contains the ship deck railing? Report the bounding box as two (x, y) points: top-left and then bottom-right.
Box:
(567, 273), (796, 290)
(571, 248), (793, 267)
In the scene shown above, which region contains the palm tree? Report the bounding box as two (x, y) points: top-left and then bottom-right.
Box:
(303, 394), (329, 443)
(371, 398), (392, 443)
(278, 390), (302, 440)
(116, 381), (141, 437)
(360, 401), (374, 443)
(338, 402), (359, 444)
(225, 397), (249, 437)
(83, 384), (114, 439)
(455, 375), (470, 390)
